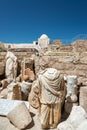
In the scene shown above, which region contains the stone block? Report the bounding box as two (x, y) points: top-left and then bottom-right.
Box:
(80, 56), (87, 64)
(76, 64), (87, 71)
(58, 106), (87, 130)
(7, 102), (32, 129)
(53, 63), (75, 70)
(0, 117), (19, 130)
(1, 79), (12, 89)
(78, 77), (87, 86)
(0, 88), (8, 99)
(0, 99), (29, 116)
(7, 82), (22, 100)
(0, 62), (5, 75)
(72, 40), (87, 52)
(79, 86), (87, 112)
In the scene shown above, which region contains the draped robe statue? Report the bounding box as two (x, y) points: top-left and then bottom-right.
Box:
(33, 68), (65, 129)
(5, 51), (18, 81)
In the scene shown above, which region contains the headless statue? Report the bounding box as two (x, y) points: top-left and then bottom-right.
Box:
(5, 51), (18, 81)
(33, 68), (65, 129)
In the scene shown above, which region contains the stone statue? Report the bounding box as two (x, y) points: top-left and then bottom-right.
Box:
(33, 68), (65, 129)
(65, 75), (78, 103)
(5, 51), (18, 81)
(64, 75), (78, 114)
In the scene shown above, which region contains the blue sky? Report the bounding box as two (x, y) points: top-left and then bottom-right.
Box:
(0, 0), (87, 44)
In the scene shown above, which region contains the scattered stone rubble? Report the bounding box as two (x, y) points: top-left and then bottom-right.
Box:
(57, 106), (87, 130)
(0, 35), (87, 129)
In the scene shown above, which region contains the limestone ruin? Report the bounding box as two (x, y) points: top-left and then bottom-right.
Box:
(0, 34), (87, 130)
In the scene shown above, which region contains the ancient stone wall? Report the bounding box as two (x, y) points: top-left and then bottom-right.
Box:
(1, 40), (87, 84)
(35, 40), (87, 85)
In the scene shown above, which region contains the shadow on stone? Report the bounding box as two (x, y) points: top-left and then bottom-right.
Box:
(30, 112), (35, 118)
(23, 119), (35, 129)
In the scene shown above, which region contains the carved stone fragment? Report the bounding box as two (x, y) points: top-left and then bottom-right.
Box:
(7, 102), (32, 129)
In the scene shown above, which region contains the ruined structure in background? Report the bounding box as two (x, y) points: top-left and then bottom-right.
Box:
(53, 40), (62, 46)
(21, 57), (35, 82)
(38, 34), (50, 49)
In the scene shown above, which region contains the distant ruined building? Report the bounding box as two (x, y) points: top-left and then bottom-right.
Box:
(1, 34), (87, 52)
(3, 34), (50, 51)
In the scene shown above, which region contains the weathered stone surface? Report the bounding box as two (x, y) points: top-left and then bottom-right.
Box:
(76, 120), (87, 130)
(79, 86), (87, 113)
(36, 68), (65, 129)
(65, 75), (78, 103)
(7, 102), (32, 129)
(5, 51), (18, 80)
(55, 56), (79, 63)
(1, 79), (12, 89)
(7, 82), (22, 100)
(72, 40), (87, 52)
(58, 44), (73, 52)
(78, 77), (87, 85)
(24, 57), (34, 71)
(0, 117), (19, 130)
(22, 74), (29, 81)
(76, 64), (87, 70)
(0, 99), (29, 116)
(58, 106), (87, 130)
(64, 100), (78, 114)
(28, 80), (40, 109)
(39, 56), (49, 70)
(53, 40), (62, 46)
(21, 81), (32, 100)
(25, 68), (35, 81)
(80, 56), (87, 64)
(0, 62), (5, 75)
(21, 57), (35, 81)
(53, 63), (75, 70)
(13, 84), (22, 100)
(0, 88), (7, 99)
